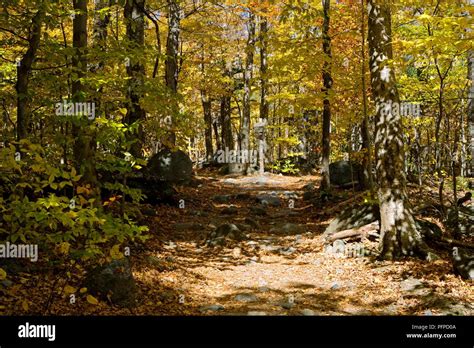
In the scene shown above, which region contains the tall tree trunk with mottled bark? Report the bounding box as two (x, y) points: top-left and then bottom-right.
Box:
(320, 0), (332, 191)
(240, 10), (256, 172)
(164, 0), (181, 146)
(468, 50), (474, 176)
(16, 9), (43, 141)
(124, 0), (146, 157)
(359, 0), (374, 192)
(258, 14), (269, 174)
(367, 0), (433, 260)
(72, 0), (99, 192)
(201, 91), (213, 162)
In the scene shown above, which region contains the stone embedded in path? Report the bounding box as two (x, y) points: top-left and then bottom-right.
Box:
(235, 193), (252, 200)
(200, 304), (224, 312)
(212, 194), (233, 203)
(279, 246), (297, 255)
(236, 223), (252, 232)
(280, 301), (295, 309)
(235, 293), (258, 302)
(400, 278), (424, 292)
(261, 245), (280, 252)
(173, 222), (204, 231)
(247, 311), (267, 316)
(205, 223), (247, 246)
(301, 308), (316, 316)
(270, 223), (304, 235)
(282, 191), (298, 199)
(256, 194), (281, 207)
(244, 217), (259, 229)
(221, 205), (239, 215)
(232, 247), (241, 258)
(438, 302), (474, 316)
(249, 206), (267, 216)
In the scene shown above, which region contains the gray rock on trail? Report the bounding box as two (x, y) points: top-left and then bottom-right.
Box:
(303, 183), (317, 201)
(235, 193), (252, 200)
(200, 304), (224, 312)
(205, 223), (247, 246)
(325, 204), (442, 241)
(261, 244), (281, 252)
(324, 204), (380, 237)
(146, 148), (193, 184)
(324, 239), (346, 258)
(235, 293), (258, 302)
(221, 205), (239, 215)
(282, 191), (298, 199)
(271, 223), (304, 235)
(244, 217), (259, 229)
(228, 163), (247, 174)
(400, 278), (424, 292)
(256, 194), (281, 207)
(249, 206), (267, 216)
(279, 246), (297, 255)
(212, 195), (233, 203)
(84, 258), (137, 307)
(301, 308), (315, 316)
(173, 222), (205, 231)
(438, 302), (474, 316)
(247, 311), (267, 316)
(235, 223), (252, 232)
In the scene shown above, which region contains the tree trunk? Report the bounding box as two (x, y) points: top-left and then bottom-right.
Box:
(164, 0), (181, 146)
(16, 9), (43, 141)
(213, 119), (221, 151)
(320, 0), (332, 191)
(367, 0), (432, 260)
(201, 91), (213, 162)
(359, 0), (374, 192)
(124, 0), (146, 158)
(240, 10), (256, 172)
(220, 94), (233, 151)
(259, 14), (269, 175)
(468, 50), (474, 176)
(72, 0), (98, 193)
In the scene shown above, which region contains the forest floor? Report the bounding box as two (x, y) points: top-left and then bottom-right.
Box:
(2, 173), (473, 315)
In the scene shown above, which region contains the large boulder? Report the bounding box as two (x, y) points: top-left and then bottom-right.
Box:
(84, 258), (137, 307)
(99, 171), (177, 206)
(126, 174), (177, 205)
(329, 161), (362, 187)
(324, 204), (380, 237)
(324, 203), (442, 240)
(447, 206), (474, 236)
(147, 149), (193, 184)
